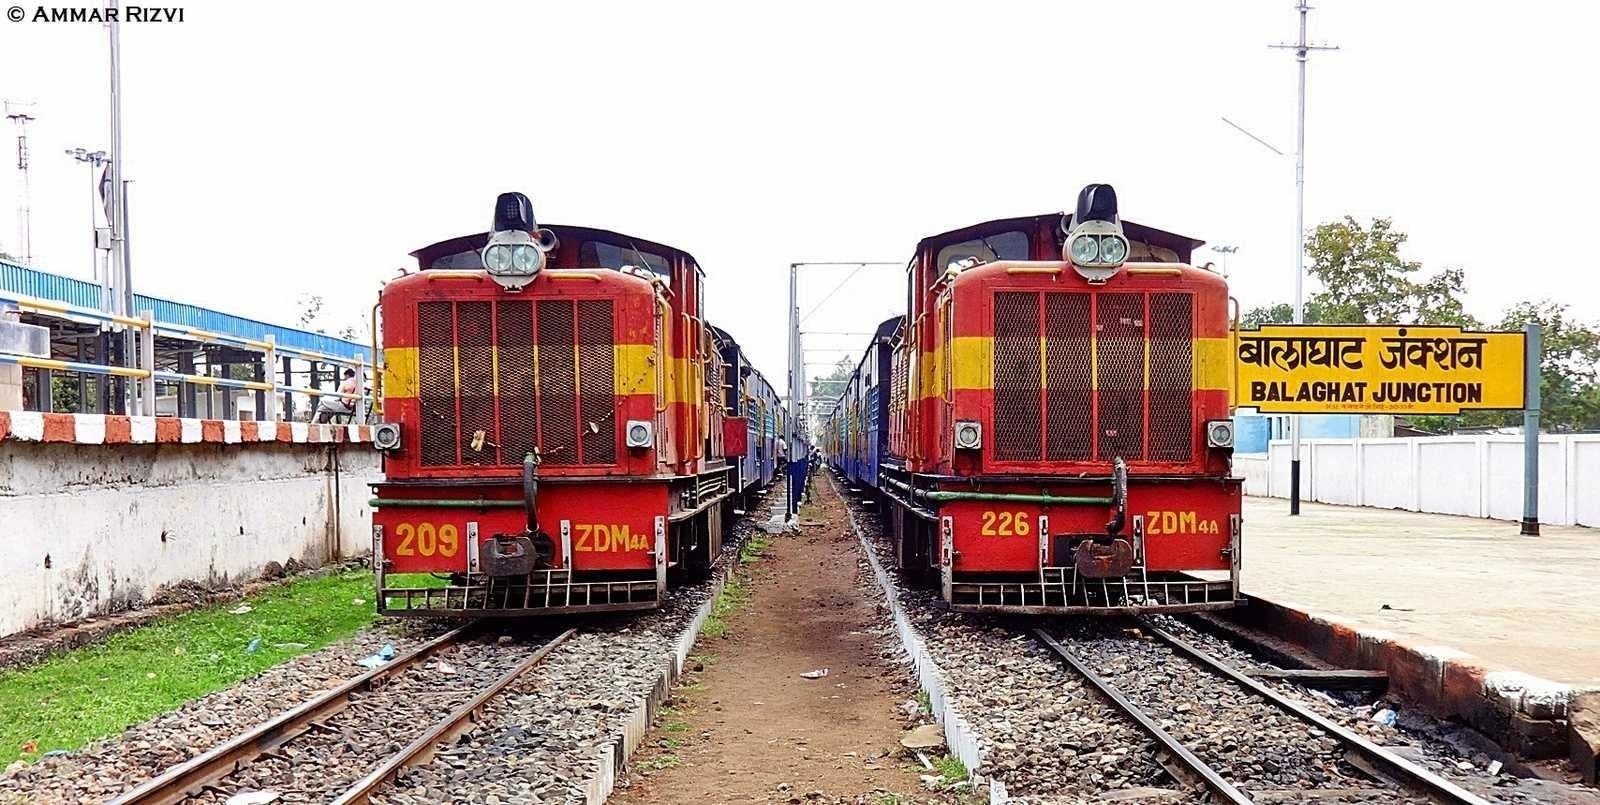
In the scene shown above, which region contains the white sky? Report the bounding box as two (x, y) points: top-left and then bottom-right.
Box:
(2, 0), (1597, 384)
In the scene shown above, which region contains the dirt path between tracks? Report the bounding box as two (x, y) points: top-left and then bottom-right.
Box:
(613, 482), (951, 804)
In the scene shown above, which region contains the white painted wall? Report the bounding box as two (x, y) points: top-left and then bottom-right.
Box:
(1237, 435), (1600, 527)
(0, 442), (382, 638)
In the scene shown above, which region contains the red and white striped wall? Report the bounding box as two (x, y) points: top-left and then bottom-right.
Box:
(0, 412), (373, 445)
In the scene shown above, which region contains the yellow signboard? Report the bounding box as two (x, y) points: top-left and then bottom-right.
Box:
(1236, 325), (1526, 414)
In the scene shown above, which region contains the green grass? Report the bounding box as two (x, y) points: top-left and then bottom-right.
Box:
(701, 536), (768, 639)
(0, 568), (380, 765)
(636, 752), (681, 771)
(933, 754), (969, 784)
(917, 690), (932, 715)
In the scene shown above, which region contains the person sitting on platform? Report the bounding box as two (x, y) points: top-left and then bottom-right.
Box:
(314, 368), (360, 423)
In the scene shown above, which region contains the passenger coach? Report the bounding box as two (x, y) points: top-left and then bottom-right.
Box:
(829, 184), (1242, 614)
(369, 193), (770, 616)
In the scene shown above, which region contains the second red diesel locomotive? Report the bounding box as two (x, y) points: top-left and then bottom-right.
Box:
(826, 184), (1242, 614)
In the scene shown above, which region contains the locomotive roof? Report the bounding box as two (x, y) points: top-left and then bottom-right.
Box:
(916, 213), (1205, 264)
(410, 224), (699, 269)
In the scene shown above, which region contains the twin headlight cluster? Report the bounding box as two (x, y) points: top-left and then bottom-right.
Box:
(1067, 230), (1131, 267)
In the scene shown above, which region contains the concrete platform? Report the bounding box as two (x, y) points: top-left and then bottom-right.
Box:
(1239, 497), (1599, 687)
(1232, 497), (1600, 763)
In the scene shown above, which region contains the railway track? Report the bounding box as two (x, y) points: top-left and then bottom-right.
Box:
(1037, 621), (1490, 805)
(109, 624), (575, 805)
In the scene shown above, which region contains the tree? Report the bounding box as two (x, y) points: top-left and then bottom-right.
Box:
(809, 356), (855, 402)
(1243, 217), (1475, 329)
(1304, 217), (1476, 326)
(1498, 300), (1600, 432)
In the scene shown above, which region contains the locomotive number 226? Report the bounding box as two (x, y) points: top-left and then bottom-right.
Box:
(393, 522), (461, 557)
(979, 510), (1031, 537)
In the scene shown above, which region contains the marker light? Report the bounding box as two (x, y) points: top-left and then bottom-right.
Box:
(954, 420), (983, 451)
(626, 420), (655, 448)
(374, 422), (402, 452)
(1206, 419), (1235, 449)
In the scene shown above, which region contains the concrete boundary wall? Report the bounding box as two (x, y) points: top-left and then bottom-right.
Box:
(1234, 434), (1600, 527)
(0, 422), (381, 639)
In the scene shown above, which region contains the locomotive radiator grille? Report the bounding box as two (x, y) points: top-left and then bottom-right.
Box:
(992, 292), (1041, 462)
(1095, 293), (1146, 461)
(577, 299), (617, 465)
(536, 300), (579, 466)
(1148, 293), (1194, 462)
(417, 302), (459, 467)
(456, 302), (497, 465)
(987, 289), (1195, 465)
(1045, 293), (1093, 461)
(416, 298), (619, 468)
(496, 301), (538, 464)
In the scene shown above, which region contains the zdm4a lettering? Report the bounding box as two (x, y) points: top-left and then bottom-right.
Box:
(574, 523), (651, 552)
(1145, 511), (1219, 536)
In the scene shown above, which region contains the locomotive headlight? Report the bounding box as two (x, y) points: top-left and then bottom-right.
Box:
(479, 192), (556, 290)
(625, 420), (655, 449)
(1069, 234), (1100, 264)
(484, 244), (514, 273)
(1062, 183), (1130, 282)
(1099, 235), (1129, 265)
(511, 244), (540, 271)
(374, 422), (402, 452)
(954, 420), (983, 451)
(1206, 419), (1235, 449)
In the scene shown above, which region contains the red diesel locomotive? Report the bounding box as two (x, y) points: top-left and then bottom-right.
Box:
(827, 184), (1242, 614)
(370, 193), (760, 616)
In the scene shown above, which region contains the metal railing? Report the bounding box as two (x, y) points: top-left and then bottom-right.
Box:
(0, 292), (372, 422)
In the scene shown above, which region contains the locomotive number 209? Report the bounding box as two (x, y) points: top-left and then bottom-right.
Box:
(979, 510), (1031, 537)
(393, 522), (461, 557)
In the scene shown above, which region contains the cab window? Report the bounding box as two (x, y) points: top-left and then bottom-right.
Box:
(934, 230), (1029, 274)
(429, 248), (483, 270)
(581, 240), (672, 284)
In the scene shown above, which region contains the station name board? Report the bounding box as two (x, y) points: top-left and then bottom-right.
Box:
(1236, 325), (1526, 414)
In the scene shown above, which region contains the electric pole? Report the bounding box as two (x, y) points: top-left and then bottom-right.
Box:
(4, 100), (36, 264)
(1271, 0), (1337, 516)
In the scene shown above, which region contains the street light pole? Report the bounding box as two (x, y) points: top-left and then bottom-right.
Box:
(1272, 0), (1337, 516)
(1210, 244), (1238, 278)
(65, 147), (110, 285)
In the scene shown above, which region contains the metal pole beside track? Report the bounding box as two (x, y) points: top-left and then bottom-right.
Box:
(1273, 0), (1336, 517)
(1521, 323), (1542, 536)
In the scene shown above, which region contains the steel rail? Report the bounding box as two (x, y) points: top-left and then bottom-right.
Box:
(1140, 620), (1490, 805)
(329, 627), (577, 804)
(110, 623), (481, 805)
(1034, 629), (1253, 805)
